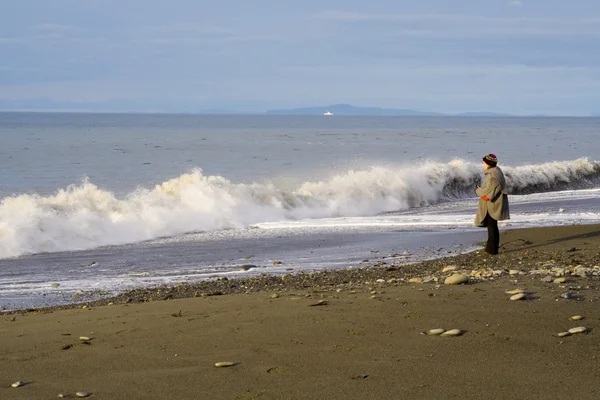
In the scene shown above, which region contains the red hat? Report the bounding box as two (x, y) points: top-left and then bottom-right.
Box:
(483, 153), (498, 166)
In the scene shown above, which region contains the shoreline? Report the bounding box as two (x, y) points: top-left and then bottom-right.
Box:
(7, 223), (600, 314)
(2, 223), (600, 399)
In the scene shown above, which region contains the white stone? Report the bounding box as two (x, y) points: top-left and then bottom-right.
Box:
(553, 277), (566, 284)
(568, 327), (587, 334)
(215, 361), (236, 367)
(442, 266), (457, 272)
(510, 293), (526, 301)
(409, 278), (422, 284)
(441, 329), (462, 337)
(427, 328), (446, 336)
(569, 315), (584, 321)
(79, 336), (92, 341)
(557, 332), (571, 338)
(11, 380), (25, 388)
(75, 392), (91, 398)
(505, 289), (524, 295)
(444, 274), (469, 285)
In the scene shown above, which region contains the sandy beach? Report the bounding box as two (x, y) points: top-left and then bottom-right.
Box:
(2, 224), (600, 399)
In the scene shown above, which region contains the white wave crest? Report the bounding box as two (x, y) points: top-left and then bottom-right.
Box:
(0, 158), (597, 258)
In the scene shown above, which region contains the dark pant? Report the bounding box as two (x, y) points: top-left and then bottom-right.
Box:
(484, 214), (499, 254)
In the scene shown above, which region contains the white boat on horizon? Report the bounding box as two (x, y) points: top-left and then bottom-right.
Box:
(323, 110), (334, 116)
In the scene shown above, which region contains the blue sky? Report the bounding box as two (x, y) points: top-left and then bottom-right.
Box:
(1, 0), (599, 114)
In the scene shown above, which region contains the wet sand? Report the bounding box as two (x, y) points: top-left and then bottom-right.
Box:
(1, 224), (600, 399)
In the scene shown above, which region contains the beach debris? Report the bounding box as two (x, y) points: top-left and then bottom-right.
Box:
(569, 315), (584, 321)
(442, 265), (457, 272)
(441, 329), (463, 337)
(553, 277), (567, 284)
(11, 380), (26, 388)
(50, 283), (60, 288)
(427, 328), (446, 336)
(505, 289), (524, 295)
(560, 292), (573, 299)
(215, 362), (236, 368)
(568, 327), (588, 334)
(557, 332), (571, 338)
(75, 391), (92, 397)
(309, 300), (328, 307)
(510, 293), (527, 301)
(444, 274), (469, 285)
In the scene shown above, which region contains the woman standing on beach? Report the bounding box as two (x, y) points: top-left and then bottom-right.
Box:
(475, 154), (510, 255)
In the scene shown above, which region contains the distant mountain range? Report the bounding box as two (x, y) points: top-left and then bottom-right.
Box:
(265, 104), (511, 117)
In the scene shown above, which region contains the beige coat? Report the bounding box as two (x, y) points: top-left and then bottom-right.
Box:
(474, 166), (510, 226)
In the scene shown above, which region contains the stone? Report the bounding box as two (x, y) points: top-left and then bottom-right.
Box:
(79, 336), (92, 341)
(11, 380), (26, 388)
(409, 278), (422, 284)
(509, 269), (521, 275)
(215, 361), (236, 368)
(553, 277), (567, 284)
(427, 328), (446, 336)
(560, 292), (573, 299)
(569, 315), (584, 321)
(568, 327), (587, 334)
(442, 266), (457, 272)
(505, 289), (524, 295)
(557, 332), (571, 338)
(510, 293), (526, 301)
(270, 293), (279, 299)
(444, 274), (469, 285)
(238, 265), (256, 271)
(541, 276), (554, 283)
(440, 329), (462, 337)
(50, 283), (60, 288)
(75, 392), (91, 398)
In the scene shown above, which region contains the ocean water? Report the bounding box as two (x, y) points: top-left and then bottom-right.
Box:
(1, 112), (599, 309)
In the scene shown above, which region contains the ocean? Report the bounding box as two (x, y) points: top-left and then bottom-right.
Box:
(1, 112), (599, 309)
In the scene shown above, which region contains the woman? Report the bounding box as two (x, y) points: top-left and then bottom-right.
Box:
(475, 154), (510, 255)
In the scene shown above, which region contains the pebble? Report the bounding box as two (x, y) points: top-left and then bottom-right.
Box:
(427, 328), (446, 336)
(505, 289), (524, 295)
(557, 332), (571, 338)
(553, 277), (567, 284)
(509, 269), (521, 275)
(79, 336), (92, 341)
(442, 266), (457, 272)
(541, 276), (554, 283)
(50, 283), (60, 288)
(75, 392), (91, 398)
(560, 292), (573, 299)
(270, 293), (279, 299)
(215, 361), (236, 368)
(568, 327), (588, 334)
(444, 274), (469, 285)
(440, 329), (462, 337)
(510, 293), (526, 301)
(409, 278), (422, 284)
(569, 315), (584, 321)
(11, 380), (26, 388)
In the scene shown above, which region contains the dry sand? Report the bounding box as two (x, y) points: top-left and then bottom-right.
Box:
(2, 224), (600, 399)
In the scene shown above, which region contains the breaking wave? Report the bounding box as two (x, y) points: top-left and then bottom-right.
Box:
(0, 158), (598, 258)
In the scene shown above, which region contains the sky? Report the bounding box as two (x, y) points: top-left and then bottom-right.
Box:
(1, 0), (600, 115)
